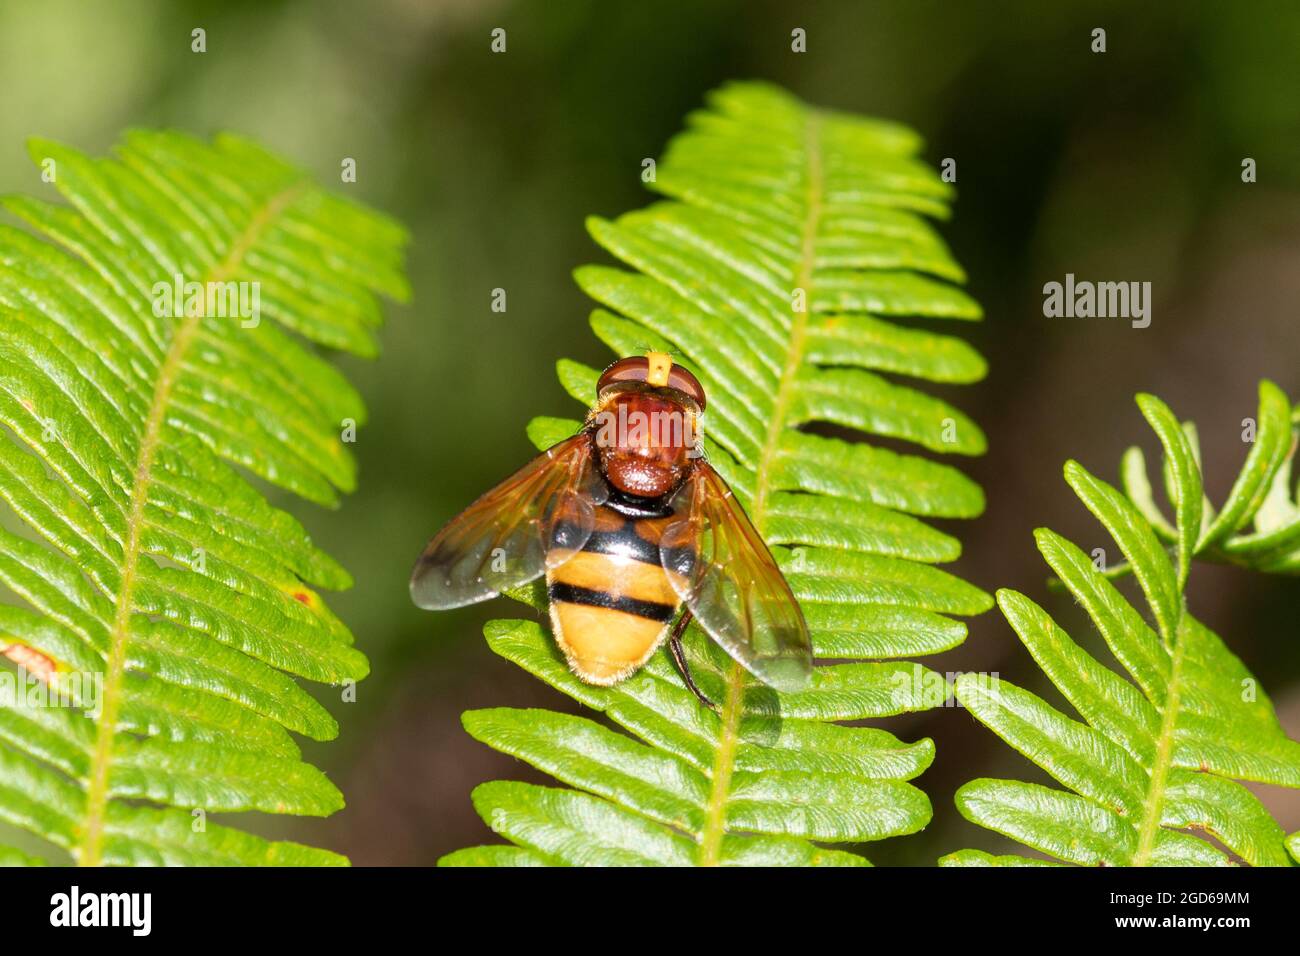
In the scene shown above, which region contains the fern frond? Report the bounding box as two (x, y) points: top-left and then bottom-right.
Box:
(1120, 381), (1300, 575)
(943, 386), (1300, 867)
(0, 131), (407, 864)
(446, 82), (990, 866)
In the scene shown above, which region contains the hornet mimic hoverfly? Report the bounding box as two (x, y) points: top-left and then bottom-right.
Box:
(409, 351), (812, 706)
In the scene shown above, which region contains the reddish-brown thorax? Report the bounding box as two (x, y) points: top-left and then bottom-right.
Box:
(588, 388), (697, 499)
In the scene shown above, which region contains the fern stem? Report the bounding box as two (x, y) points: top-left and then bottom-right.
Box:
(1132, 613), (1187, 866)
(77, 182), (307, 866)
(699, 660), (745, 865)
(697, 113), (825, 866)
(750, 112), (823, 522)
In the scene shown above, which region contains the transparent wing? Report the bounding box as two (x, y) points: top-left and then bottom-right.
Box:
(410, 434), (607, 609)
(661, 462), (813, 690)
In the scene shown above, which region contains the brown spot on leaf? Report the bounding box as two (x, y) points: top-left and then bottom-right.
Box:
(0, 642), (59, 683)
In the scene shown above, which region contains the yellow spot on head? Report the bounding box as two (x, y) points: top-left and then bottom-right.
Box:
(645, 351), (672, 387)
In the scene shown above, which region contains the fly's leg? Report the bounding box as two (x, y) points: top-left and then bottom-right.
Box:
(667, 609), (716, 710)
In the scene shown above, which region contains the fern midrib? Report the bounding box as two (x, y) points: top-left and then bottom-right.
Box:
(78, 181), (307, 866)
(697, 112), (824, 866)
(698, 659), (745, 865)
(1131, 611), (1187, 866)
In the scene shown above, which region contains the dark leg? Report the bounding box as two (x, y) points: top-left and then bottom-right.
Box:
(667, 610), (715, 710)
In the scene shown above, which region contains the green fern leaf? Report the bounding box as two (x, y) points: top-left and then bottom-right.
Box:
(944, 386), (1300, 867)
(1120, 380), (1300, 574)
(0, 131), (408, 865)
(445, 81), (989, 866)
(937, 849), (1060, 867)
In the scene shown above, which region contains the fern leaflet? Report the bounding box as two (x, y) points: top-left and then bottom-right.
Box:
(0, 131), (408, 865)
(443, 82), (990, 867)
(1121, 381), (1300, 575)
(943, 385), (1300, 867)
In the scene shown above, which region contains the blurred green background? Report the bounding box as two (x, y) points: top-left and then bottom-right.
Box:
(1, 0), (1297, 864)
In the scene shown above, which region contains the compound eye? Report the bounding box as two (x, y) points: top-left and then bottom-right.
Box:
(667, 365), (706, 411)
(596, 356), (649, 392)
(596, 354), (706, 411)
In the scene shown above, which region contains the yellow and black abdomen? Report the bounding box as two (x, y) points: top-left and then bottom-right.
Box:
(547, 501), (681, 685)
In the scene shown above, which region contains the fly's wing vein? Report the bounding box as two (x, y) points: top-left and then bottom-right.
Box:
(410, 433), (606, 609)
(661, 463), (813, 691)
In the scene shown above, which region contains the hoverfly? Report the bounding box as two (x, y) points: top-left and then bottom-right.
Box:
(409, 351), (812, 706)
